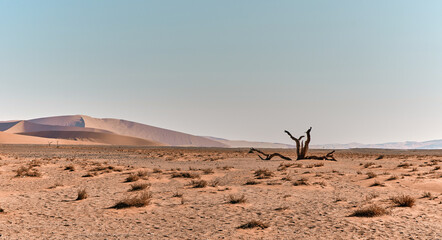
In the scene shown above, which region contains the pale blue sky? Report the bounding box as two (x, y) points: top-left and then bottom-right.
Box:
(1, 1), (442, 144)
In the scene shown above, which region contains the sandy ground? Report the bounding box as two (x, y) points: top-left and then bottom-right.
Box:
(0, 145), (441, 239)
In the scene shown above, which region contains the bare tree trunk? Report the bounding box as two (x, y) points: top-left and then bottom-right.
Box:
(285, 127), (337, 161)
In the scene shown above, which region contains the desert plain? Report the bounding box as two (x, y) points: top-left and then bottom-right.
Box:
(0, 145), (441, 239)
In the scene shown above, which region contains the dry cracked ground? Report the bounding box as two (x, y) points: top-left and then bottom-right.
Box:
(0, 145), (441, 239)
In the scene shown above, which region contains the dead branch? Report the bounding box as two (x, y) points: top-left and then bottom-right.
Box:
(249, 148), (292, 161)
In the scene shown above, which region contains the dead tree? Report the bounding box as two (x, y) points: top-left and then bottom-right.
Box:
(284, 127), (336, 161)
(248, 148), (292, 161)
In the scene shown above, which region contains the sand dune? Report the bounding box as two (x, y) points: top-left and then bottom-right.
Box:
(0, 131), (83, 145)
(29, 115), (228, 147)
(4, 120), (111, 134)
(20, 131), (163, 146)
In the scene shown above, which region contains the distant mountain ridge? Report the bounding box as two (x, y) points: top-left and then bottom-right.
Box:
(312, 139), (442, 149)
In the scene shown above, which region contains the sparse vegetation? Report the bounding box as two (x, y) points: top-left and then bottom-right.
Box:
(202, 168), (214, 174)
(171, 172), (200, 179)
(152, 168), (162, 173)
(370, 180), (385, 187)
(76, 188), (88, 200)
(112, 191), (152, 209)
(390, 195), (415, 207)
(387, 175), (398, 181)
(130, 183), (150, 191)
(364, 162), (375, 168)
(245, 179), (259, 185)
(237, 220), (269, 229)
(254, 168), (274, 179)
(350, 204), (388, 217)
(228, 194), (247, 204)
(15, 166), (41, 177)
(366, 171), (377, 179)
(64, 165), (75, 171)
(293, 177), (309, 186)
(125, 174), (140, 182)
(190, 179), (207, 188)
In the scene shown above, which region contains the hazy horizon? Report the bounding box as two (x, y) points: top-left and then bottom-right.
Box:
(2, 1), (442, 145)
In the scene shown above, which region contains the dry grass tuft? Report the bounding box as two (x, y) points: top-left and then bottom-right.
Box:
(397, 162), (412, 168)
(172, 191), (183, 198)
(125, 174), (140, 182)
(228, 194), (247, 204)
(390, 195), (415, 207)
(244, 179), (259, 185)
(15, 166), (41, 177)
(64, 165), (75, 171)
(112, 191), (152, 209)
(76, 188), (88, 200)
(366, 171), (377, 179)
(130, 183), (150, 192)
(254, 168), (274, 179)
(190, 179), (207, 188)
(202, 168), (214, 174)
(364, 162), (375, 168)
(237, 220), (269, 229)
(293, 177), (309, 186)
(152, 168), (163, 173)
(422, 192), (432, 198)
(387, 175), (398, 181)
(171, 172), (200, 179)
(370, 180), (385, 187)
(350, 204), (388, 217)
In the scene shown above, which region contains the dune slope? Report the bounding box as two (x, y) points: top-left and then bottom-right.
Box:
(20, 131), (163, 146)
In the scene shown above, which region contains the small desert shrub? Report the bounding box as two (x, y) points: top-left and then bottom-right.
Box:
(275, 206), (289, 211)
(152, 168), (163, 173)
(244, 179), (259, 185)
(397, 162), (412, 168)
(293, 177), (309, 186)
(76, 189), (88, 200)
(390, 195), (415, 207)
(0, 208), (4, 213)
(82, 172), (96, 178)
(314, 163), (324, 167)
(364, 162), (375, 168)
(190, 179), (207, 188)
(112, 191), (152, 209)
(434, 166), (441, 170)
(356, 171), (362, 175)
(48, 182), (63, 189)
(366, 171), (377, 179)
(228, 194), (247, 204)
(130, 183), (150, 192)
(210, 179), (220, 187)
(15, 166), (41, 177)
(387, 175), (398, 181)
(171, 172), (200, 179)
(254, 168), (274, 179)
(202, 168), (214, 174)
(422, 192), (432, 198)
(370, 180), (385, 187)
(350, 205), (388, 217)
(313, 181), (327, 187)
(137, 170), (149, 178)
(221, 165), (234, 170)
(376, 155), (384, 160)
(237, 220), (269, 229)
(64, 165), (75, 171)
(172, 191), (183, 198)
(125, 174), (140, 182)
(410, 167), (418, 172)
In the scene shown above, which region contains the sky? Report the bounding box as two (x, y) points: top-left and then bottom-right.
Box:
(1, 0), (442, 145)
